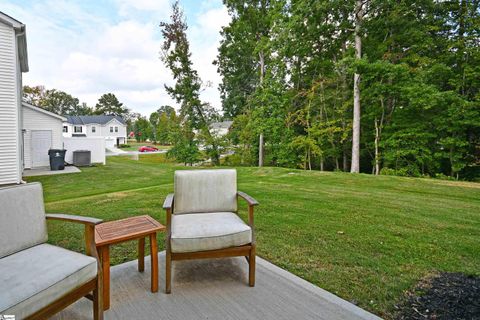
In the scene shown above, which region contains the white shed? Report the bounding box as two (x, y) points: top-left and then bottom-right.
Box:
(22, 102), (66, 169)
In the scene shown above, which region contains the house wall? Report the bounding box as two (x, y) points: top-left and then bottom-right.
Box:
(63, 121), (127, 142)
(0, 22), (21, 185)
(23, 106), (64, 169)
(86, 124), (102, 137)
(211, 128), (229, 137)
(63, 137), (106, 165)
(101, 119), (127, 139)
(63, 123), (73, 137)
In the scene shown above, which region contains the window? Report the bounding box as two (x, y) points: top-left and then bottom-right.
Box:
(63, 126), (68, 133)
(110, 127), (113, 133)
(115, 126), (118, 133)
(92, 126), (96, 133)
(74, 126), (82, 133)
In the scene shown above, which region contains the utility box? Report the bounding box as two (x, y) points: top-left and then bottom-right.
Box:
(72, 150), (91, 167)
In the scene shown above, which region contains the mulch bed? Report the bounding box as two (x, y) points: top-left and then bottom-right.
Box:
(395, 272), (480, 320)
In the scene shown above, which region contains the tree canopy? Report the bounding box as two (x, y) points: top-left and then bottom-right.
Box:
(94, 93), (130, 117)
(216, 0), (480, 180)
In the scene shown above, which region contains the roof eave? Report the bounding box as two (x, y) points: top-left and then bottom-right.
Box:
(0, 11), (24, 28)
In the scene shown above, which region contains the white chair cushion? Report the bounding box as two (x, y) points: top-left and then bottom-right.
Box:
(171, 212), (252, 253)
(174, 169), (237, 214)
(0, 183), (48, 258)
(0, 243), (97, 319)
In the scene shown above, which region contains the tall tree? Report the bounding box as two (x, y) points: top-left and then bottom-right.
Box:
(23, 85), (46, 106)
(160, 1), (220, 164)
(351, 0), (365, 173)
(133, 117), (151, 142)
(215, 0), (274, 118)
(94, 93), (129, 117)
(41, 89), (80, 115)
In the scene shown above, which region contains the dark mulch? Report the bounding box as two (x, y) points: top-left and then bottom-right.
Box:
(395, 272), (480, 320)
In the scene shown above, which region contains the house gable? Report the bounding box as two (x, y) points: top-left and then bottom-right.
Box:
(104, 118), (126, 127)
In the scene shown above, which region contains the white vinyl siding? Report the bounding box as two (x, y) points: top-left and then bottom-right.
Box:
(0, 22), (20, 184)
(101, 119), (127, 138)
(86, 124), (101, 137)
(23, 106), (64, 169)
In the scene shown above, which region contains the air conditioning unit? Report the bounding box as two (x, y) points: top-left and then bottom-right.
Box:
(73, 150), (91, 167)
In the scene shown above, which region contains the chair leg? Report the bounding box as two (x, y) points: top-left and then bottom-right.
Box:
(166, 248), (172, 294)
(93, 276), (104, 320)
(249, 245), (256, 287)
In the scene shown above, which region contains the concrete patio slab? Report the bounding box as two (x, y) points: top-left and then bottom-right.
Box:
(53, 251), (382, 320)
(22, 166), (81, 177)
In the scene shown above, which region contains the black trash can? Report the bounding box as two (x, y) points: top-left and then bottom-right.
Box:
(48, 149), (66, 171)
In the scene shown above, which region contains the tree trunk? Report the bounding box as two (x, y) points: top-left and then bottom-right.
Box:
(449, 146), (454, 178)
(259, 51), (265, 85)
(374, 117), (380, 175)
(258, 50), (265, 167)
(308, 148), (312, 171)
(341, 40), (349, 173)
(320, 156), (324, 171)
(351, 0), (364, 173)
(259, 133), (264, 167)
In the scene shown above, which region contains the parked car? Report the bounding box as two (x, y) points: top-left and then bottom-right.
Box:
(138, 146), (159, 152)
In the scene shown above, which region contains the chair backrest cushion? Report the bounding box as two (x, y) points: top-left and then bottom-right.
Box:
(174, 169), (237, 214)
(0, 183), (48, 258)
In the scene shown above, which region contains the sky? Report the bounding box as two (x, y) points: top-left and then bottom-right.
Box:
(2, 0), (231, 116)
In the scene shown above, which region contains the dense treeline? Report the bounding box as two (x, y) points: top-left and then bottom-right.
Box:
(216, 0), (480, 179)
(23, 85), (130, 118)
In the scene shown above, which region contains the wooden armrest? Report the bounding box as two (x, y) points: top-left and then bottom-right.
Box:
(46, 214), (102, 259)
(237, 191), (259, 206)
(46, 213), (103, 225)
(46, 213), (102, 259)
(163, 193), (174, 210)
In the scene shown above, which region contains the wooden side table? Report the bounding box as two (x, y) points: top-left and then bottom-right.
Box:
(95, 215), (166, 310)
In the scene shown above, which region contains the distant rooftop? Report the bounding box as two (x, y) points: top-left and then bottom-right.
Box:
(65, 115), (125, 125)
(210, 121), (233, 130)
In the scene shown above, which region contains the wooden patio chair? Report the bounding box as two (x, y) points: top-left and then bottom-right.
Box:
(0, 183), (103, 319)
(163, 169), (259, 293)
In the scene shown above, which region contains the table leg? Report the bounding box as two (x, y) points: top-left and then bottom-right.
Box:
(149, 233), (158, 293)
(138, 238), (145, 272)
(100, 246), (110, 310)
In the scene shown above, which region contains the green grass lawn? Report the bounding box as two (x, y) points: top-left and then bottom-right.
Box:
(25, 154), (480, 318)
(118, 141), (171, 151)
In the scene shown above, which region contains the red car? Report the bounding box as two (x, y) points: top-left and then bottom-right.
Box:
(138, 146), (159, 152)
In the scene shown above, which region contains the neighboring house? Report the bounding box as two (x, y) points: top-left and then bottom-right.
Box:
(0, 12), (28, 185)
(22, 102), (66, 169)
(210, 121), (233, 137)
(63, 115), (127, 148)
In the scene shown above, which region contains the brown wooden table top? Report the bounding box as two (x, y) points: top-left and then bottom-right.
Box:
(95, 215), (165, 247)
